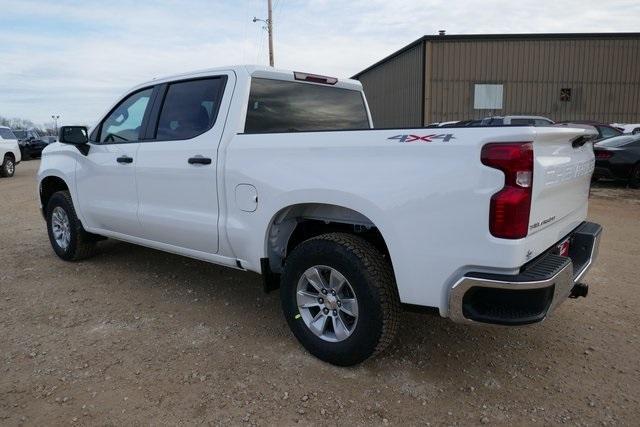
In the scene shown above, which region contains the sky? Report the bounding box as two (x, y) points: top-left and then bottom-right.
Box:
(0, 0), (638, 127)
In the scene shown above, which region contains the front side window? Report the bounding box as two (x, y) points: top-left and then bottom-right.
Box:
(155, 77), (226, 141)
(245, 78), (370, 133)
(0, 128), (17, 139)
(100, 88), (153, 143)
(12, 130), (26, 140)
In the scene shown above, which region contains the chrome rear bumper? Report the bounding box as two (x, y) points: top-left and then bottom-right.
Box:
(448, 222), (602, 325)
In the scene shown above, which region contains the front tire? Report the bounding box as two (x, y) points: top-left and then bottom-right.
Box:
(280, 233), (400, 366)
(1, 156), (15, 177)
(46, 191), (97, 261)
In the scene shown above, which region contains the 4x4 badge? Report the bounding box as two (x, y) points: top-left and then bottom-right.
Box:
(387, 134), (455, 143)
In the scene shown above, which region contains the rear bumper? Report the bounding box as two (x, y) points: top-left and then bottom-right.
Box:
(448, 221), (602, 325)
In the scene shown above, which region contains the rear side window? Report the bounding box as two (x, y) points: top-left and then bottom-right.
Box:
(0, 128), (17, 139)
(155, 77), (226, 141)
(245, 78), (370, 133)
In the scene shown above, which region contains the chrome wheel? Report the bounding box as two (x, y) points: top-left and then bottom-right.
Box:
(6, 159), (14, 175)
(296, 265), (359, 342)
(51, 206), (71, 250)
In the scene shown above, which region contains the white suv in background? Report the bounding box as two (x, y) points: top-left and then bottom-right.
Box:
(0, 126), (21, 177)
(481, 115), (555, 126)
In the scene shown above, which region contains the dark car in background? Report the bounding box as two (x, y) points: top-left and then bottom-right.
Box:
(13, 129), (48, 159)
(41, 136), (57, 144)
(557, 120), (622, 141)
(593, 134), (640, 188)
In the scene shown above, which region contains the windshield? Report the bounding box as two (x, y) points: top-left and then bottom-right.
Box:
(596, 135), (640, 148)
(0, 128), (17, 139)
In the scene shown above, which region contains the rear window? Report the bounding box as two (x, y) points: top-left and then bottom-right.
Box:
(598, 126), (621, 139)
(596, 135), (640, 148)
(0, 128), (17, 139)
(244, 78), (370, 133)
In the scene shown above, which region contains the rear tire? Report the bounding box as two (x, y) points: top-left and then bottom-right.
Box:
(46, 191), (97, 261)
(630, 164), (640, 189)
(280, 232), (400, 366)
(1, 156), (15, 177)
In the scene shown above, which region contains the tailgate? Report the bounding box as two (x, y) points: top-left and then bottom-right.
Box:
(528, 128), (595, 236)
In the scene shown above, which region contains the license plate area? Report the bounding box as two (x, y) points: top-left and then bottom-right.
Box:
(555, 238), (571, 257)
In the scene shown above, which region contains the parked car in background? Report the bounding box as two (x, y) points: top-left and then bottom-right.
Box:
(556, 121), (622, 140)
(41, 136), (57, 144)
(452, 119), (483, 127)
(480, 115), (555, 126)
(425, 120), (460, 128)
(13, 129), (48, 159)
(593, 134), (640, 188)
(0, 126), (21, 177)
(611, 123), (640, 134)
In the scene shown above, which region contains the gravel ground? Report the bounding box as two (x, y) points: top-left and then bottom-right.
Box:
(1, 160), (639, 426)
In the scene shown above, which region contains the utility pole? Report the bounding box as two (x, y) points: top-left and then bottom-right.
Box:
(51, 115), (60, 135)
(253, 0), (275, 67)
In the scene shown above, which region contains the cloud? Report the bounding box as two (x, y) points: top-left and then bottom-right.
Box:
(0, 0), (638, 125)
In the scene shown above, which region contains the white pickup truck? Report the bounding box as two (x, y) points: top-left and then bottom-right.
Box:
(38, 65), (602, 366)
(0, 126), (21, 177)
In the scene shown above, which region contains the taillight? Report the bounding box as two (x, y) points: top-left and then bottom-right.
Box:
(594, 150), (613, 160)
(481, 142), (534, 239)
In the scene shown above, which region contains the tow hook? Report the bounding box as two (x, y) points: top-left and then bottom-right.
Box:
(569, 283), (589, 299)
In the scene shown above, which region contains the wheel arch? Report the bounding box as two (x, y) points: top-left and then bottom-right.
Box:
(39, 175), (70, 217)
(264, 203), (395, 276)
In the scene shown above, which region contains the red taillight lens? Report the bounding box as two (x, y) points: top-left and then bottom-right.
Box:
(594, 150), (613, 160)
(481, 142), (534, 239)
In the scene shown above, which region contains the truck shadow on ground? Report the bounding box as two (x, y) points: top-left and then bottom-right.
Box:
(87, 238), (573, 378)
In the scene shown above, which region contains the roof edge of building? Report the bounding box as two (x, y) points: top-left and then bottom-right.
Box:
(351, 32), (640, 79)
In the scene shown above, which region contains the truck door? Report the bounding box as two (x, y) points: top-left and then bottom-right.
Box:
(75, 87), (155, 237)
(134, 72), (234, 254)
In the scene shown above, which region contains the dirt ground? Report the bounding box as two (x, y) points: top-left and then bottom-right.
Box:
(1, 160), (639, 426)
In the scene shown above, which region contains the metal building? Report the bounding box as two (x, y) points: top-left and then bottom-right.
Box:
(352, 33), (640, 128)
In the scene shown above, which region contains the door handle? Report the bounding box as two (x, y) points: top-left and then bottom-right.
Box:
(188, 156), (212, 165)
(117, 155), (133, 164)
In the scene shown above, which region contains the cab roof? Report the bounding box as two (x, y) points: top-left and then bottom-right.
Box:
(134, 65), (363, 92)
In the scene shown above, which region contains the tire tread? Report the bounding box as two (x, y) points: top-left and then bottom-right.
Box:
(304, 232), (400, 357)
(48, 191), (96, 261)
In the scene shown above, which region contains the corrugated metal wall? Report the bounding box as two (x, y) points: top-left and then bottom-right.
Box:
(427, 36), (640, 124)
(357, 43), (424, 128)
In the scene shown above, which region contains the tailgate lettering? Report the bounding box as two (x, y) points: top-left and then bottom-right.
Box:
(545, 159), (594, 186)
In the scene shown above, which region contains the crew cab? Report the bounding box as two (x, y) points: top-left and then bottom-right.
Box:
(0, 126), (21, 177)
(37, 65), (602, 366)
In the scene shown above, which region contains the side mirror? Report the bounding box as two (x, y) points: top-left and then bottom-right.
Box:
(59, 126), (89, 145)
